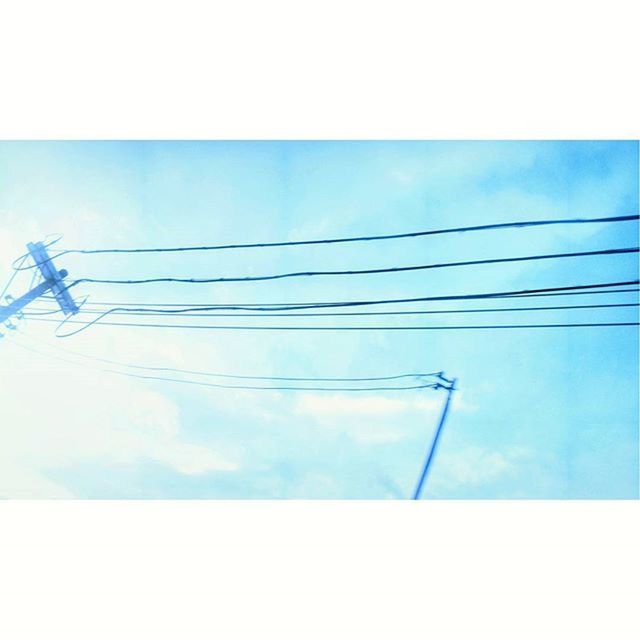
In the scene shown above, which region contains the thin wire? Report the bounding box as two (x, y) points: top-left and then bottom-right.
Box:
(38, 280), (640, 308)
(38, 285), (640, 307)
(41, 280), (640, 312)
(7, 336), (441, 392)
(514, 287), (639, 299)
(71, 247), (639, 286)
(52, 214), (640, 255)
(23, 301), (640, 318)
(104, 370), (441, 392)
(27, 285), (640, 338)
(32, 280), (640, 336)
(23, 316), (640, 336)
(16, 330), (444, 382)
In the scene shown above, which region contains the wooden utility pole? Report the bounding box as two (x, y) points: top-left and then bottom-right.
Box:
(412, 376), (457, 500)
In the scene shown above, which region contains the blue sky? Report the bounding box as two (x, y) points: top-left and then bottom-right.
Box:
(0, 140), (638, 498)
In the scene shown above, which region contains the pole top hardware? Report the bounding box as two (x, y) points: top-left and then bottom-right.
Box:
(26, 241), (78, 316)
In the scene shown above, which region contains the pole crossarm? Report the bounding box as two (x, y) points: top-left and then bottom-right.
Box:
(0, 241), (78, 328)
(0, 279), (57, 325)
(26, 241), (79, 315)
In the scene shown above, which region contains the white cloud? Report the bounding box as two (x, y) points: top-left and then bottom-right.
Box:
(293, 392), (444, 444)
(3, 142), (627, 499)
(429, 445), (529, 492)
(0, 325), (239, 498)
(149, 442), (238, 475)
(291, 388), (477, 445)
(295, 390), (475, 420)
(1, 206), (246, 497)
(0, 203), (280, 497)
(0, 463), (74, 499)
(295, 393), (440, 417)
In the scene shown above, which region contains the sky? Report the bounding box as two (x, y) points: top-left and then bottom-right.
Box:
(0, 140), (638, 499)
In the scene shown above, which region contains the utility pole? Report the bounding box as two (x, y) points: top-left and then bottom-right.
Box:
(412, 376), (457, 500)
(0, 241), (79, 328)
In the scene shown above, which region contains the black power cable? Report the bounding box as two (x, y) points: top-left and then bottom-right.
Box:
(40, 279), (640, 312)
(38, 283), (640, 309)
(23, 280), (640, 337)
(71, 247), (639, 286)
(49, 214), (640, 255)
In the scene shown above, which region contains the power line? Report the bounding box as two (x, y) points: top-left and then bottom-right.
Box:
(513, 287), (639, 299)
(40, 287), (640, 307)
(24, 316), (639, 336)
(15, 331), (445, 382)
(45, 214), (640, 256)
(104, 370), (441, 392)
(7, 336), (442, 392)
(39, 279), (640, 311)
(29, 280), (640, 335)
(24, 301), (640, 318)
(29, 283), (640, 337)
(42, 280), (640, 311)
(70, 247), (639, 286)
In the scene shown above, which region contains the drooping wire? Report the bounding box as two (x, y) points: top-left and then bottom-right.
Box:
(103, 370), (442, 393)
(15, 330), (446, 382)
(6, 335), (443, 392)
(69, 247), (639, 286)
